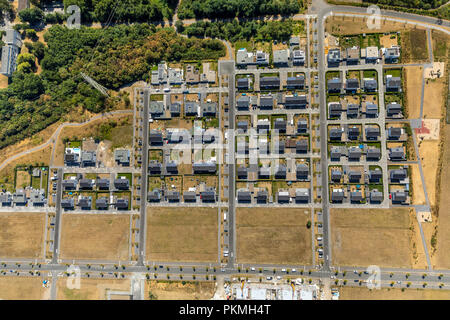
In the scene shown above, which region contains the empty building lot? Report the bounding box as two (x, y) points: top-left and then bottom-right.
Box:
(0, 212), (45, 259)
(236, 208), (312, 265)
(338, 287), (450, 300)
(57, 279), (131, 300)
(59, 214), (130, 261)
(146, 207), (218, 262)
(331, 208), (426, 269)
(145, 280), (215, 300)
(0, 277), (49, 300)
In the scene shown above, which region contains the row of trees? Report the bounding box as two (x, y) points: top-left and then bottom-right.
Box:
(364, 0), (447, 10)
(0, 24), (225, 150)
(177, 0), (303, 19)
(180, 19), (298, 43)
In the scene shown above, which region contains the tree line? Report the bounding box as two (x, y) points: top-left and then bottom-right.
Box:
(179, 19), (299, 43)
(177, 0), (303, 20)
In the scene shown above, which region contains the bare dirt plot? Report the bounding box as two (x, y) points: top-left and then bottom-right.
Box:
(57, 279), (131, 300)
(417, 139), (440, 206)
(331, 208), (427, 269)
(338, 287), (450, 300)
(145, 281), (215, 300)
(146, 207), (218, 262)
(380, 33), (398, 48)
(0, 277), (48, 300)
(60, 214), (130, 261)
(411, 164), (426, 205)
(0, 212), (45, 259)
(0, 74), (8, 89)
(236, 208), (311, 265)
(435, 126), (450, 269)
(423, 77), (446, 118)
(404, 66), (423, 119)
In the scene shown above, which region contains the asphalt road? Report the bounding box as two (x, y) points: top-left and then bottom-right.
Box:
(226, 62), (237, 269)
(51, 169), (63, 264)
(316, 7), (332, 271)
(137, 90), (150, 266)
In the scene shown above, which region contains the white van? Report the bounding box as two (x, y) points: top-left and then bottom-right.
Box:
(223, 212), (227, 221)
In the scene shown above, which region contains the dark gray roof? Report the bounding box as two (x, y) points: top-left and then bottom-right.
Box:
(115, 198), (129, 209)
(183, 191), (196, 202)
(350, 191), (363, 202)
(96, 179), (110, 189)
(96, 197), (109, 209)
(363, 79), (378, 90)
(367, 148), (381, 160)
(386, 77), (401, 90)
(346, 78), (359, 90)
(327, 78), (342, 91)
(370, 190), (383, 202)
(114, 178), (130, 189)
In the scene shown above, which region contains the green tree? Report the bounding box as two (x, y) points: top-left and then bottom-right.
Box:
(19, 7), (44, 25)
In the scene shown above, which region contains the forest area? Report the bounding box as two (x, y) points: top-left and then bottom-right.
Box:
(0, 24), (225, 150)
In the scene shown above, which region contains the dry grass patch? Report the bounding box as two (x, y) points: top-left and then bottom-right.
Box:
(57, 278), (131, 300)
(146, 207), (218, 262)
(410, 164), (426, 205)
(145, 281), (215, 300)
(60, 214), (130, 261)
(423, 77), (446, 118)
(338, 287), (450, 300)
(0, 212), (45, 259)
(0, 145), (52, 180)
(417, 139), (440, 206)
(0, 277), (48, 300)
(236, 208), (312, 265)
(404, 66), (423, 119)
(331, 208), (426, 269)
(435, 126), (450, 269)
(326, 16), (414, 35)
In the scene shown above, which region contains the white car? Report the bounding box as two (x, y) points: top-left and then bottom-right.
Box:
(277, 276), (282, 280)
(292, 269), (297, 272)
(251, 267), (255, 271)
(281, 269), (286, 272)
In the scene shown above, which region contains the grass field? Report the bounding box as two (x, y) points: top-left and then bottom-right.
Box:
(145, 280), (215, 300)
(401, 29), (428, 63)
(435, 126), (450, 269)
(146, 207), (218, 262)
(57, 279), (131, 300)
(0, 277), (48, 300)
(331, 208), (426, 269)
(60, 214), (130, 261)
(431, 30), (449, 61)
(0, 212), (45, 259)
(338, 287), (450, 300)
(236, 208), (312, 265)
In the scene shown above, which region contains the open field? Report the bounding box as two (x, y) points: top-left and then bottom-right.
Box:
(404, 66), (423, 119)
(435, 126), (450, 269)
(146, 207), (218, 262)
(60, 214), (130, 261)
(401, 29), (428, 63)
(417, 139), (440, 206)
(0, 277), (48, 300)
(57, 279), (131, 300)
(145, 281), (215, 300)
(0, 212), (45, 259)
(325, 16), (415, 35)
(338, 287), (450, 300)
(236, 208), (311, 265)
(0, 145), (52, 188)
(331, 208), (426, 269)
(431, 30), (449, 61)
(423, 77), (447, 118)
